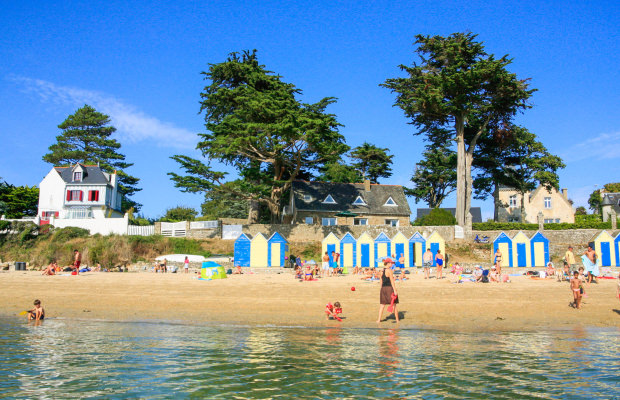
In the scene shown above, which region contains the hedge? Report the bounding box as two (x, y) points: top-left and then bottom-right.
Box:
(472, 221), (612, 231)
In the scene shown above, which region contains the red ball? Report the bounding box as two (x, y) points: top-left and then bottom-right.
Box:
(350, 286), (356, 291)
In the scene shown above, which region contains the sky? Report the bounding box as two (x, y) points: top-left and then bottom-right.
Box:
(1, 0), (618, 220)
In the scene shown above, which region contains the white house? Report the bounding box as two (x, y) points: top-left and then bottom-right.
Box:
(37, 163), (128, 235)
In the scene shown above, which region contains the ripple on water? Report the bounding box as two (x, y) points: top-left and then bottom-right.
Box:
(0, 318), (618, 399)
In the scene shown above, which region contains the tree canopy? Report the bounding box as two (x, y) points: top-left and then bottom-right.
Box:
(200, 181), (249, 220)
(382, 32), (535, 226)
(161, 206), (198, 222)
(42, 105), (141, 212)
(588, 182), (620, 213)
(316, 161), (363, 183)
(170, 50), (349, 222)
(350, 142), (393, 183)
(408, 138), (457, 208)
(0, 179), (39, 218)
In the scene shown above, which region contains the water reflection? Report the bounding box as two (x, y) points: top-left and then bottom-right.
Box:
(0, 318), (619, 399)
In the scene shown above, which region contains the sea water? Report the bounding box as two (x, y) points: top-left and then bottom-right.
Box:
(0, 317), (618, 399)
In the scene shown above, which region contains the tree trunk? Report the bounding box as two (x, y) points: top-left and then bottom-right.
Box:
(520, 192), (527, 223)
(248, 200), (260, 223)
(455, 116), (466, 226)
(493, 182), (499, 222)
(464, 151), (473, 224)
(269, 187), (283, 224)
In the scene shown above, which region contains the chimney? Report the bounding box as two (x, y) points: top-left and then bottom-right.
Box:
(364, 179), (371, 192)
(561, 188), (567, 198)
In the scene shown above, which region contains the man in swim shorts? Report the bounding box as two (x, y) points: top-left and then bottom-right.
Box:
(322, 252), (330, 277)
(423, 248), (433, 279)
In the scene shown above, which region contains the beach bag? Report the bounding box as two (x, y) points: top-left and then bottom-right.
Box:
(481, 275), (489, 283)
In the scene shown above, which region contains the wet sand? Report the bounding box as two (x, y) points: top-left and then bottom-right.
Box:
(1, 270), (619, 331)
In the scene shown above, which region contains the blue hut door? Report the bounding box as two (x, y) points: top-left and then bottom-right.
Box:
(409, 243), (415, 267)
(517, 243), (526, 267)
(395, 243), (404, 267)
(361, 244), (370, 267)
(327, 244), (336, 264)
(601, 242), (611, 266)
(430, 243), (439, 266)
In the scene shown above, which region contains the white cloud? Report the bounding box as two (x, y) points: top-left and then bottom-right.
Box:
(10, 76), (197, 149)
(560, 131), (620, 162)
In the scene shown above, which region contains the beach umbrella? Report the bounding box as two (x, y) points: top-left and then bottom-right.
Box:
(306, 260), (317, 265)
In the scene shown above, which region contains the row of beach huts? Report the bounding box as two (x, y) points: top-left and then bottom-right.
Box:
(233, 229), (620, 269)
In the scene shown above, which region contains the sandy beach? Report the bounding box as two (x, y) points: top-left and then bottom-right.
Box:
(2, 270), (619, 331)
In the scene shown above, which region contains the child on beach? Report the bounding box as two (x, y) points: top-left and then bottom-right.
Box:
(570, 271), (582, 309)
(27, 299), (45, 321)
(325, 301), (342, 320)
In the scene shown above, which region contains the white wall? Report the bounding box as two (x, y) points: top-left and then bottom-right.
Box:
(38, 168), (66, 214)
(48, 213), (129, 235)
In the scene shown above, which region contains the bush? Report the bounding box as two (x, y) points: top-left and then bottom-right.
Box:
(52, 226), (90, 242)
(167, 237), (212, 258)
(413, 208), (456, 226)
(472, 220), (612, 230)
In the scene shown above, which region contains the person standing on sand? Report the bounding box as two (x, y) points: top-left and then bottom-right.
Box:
(584, 245), (597, 283)
(570, 271), (582, 309)
(377, 258), (399, 323)
(423, 248), (433, 279)
(435, 250), (444, 279)
(564, 246), (576, 273)
(322, 252), (330, 277)
(73, 249), (81, 275)
(184, 256), (190, 273)
(494, 249), (502, 276)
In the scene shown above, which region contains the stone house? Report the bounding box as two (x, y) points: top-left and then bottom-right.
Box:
(601, 192), (620, 222)
(284, 180), (411, 227)
(496, 185), (574, 223)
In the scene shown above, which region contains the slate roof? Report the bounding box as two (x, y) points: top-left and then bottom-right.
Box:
(415, 207), (483, 223)
(292, 180), (411, 216)
(602, 193), (620, 212)
(54, 164), (112, 185)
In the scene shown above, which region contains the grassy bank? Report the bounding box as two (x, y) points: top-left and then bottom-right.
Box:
(0, 223), (215, 268)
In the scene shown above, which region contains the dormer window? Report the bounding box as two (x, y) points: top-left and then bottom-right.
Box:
(322, 194), (336, 204)
(384, 197), (397, 206)
(73, 171), (82, 181)
(303, 194), (312, 202)
(352, 196), (366, 206)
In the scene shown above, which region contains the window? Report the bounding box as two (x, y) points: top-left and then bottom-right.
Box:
(322, 217), (337, 226)
(509, 195), (517, 207)
(352, 196), (366, 206)
(41, 211), (58, 219)
(555, 218), (560, 223)
(544, 218), (554, 224)
(305, 216), (314, 224)
(73, 171), (82, 181)
(508, 217), (520, 222)
(66, 207), (92, 219)
(303, 194), (312, 202)
(385, 219), (399, 227)
(544, 197), (552, 209)
(88, 190), (99, 202)
(354, 218), (368, 226)
(66, 190), (83, 201)
(322, 195), (336, 204)
(384, 197), (397, 206)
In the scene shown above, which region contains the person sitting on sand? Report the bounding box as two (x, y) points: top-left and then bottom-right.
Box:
(304, 264), (314, 281)
(546, 262), (555, 278)
(27, 299), (45, 321)
(570, 271), (582, 309)
(233, 265), (243, 274)
(42, 260), (57, 276)
(325, 301), (342, 320)
(489, 267), (500, 282)
(559, 262), (570, 282)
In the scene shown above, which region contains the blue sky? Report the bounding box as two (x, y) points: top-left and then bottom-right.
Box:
(1, 1), (618, 219)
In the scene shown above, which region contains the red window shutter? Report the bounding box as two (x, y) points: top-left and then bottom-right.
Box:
(79, 191), (83, 201)
(95, 190), (99, 201)
(55, 211), (59, 217)
(88, 191), (93, 201)
(67, 191), (71, 201)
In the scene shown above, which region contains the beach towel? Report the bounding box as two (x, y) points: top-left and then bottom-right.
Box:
(581, 255), (600, 277)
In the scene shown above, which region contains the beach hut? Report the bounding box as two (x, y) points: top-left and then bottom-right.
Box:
(233, 233), (252, 267)
(250, 233), (269, 268)
(591, 230), (616, 267)
(339, 232), (357, 269)
(391, 231), (410, 268)
(615, 232), (620, 267)
(200, 261), (227, 280)
(322, 232), (340, 266)
(529, 231), (549, 267)
(493, 232), (513, 269)
(409, 232), (426, 267)
(356, 232), (374, 268)
(267, 232), (289, 267)
(425, 231), (446, 267)
(374, 232), (392, 267)
(511, 231), (532, 268)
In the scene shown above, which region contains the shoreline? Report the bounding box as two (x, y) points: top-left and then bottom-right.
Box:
(1, 271), (619, 332)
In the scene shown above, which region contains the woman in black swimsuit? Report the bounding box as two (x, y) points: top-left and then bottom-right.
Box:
(377, 258), (399, 323)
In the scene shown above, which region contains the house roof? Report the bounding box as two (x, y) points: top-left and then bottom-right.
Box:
(54, 164), (112, 185)
(602, 193), (620, 211)
(292, 180), (411, 216)
(416, 207), (483, 223)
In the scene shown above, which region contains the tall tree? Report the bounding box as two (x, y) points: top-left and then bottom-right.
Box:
(42, 105), (141, 212)
(316, 161), (363, 183)
(0, 179), (39, 218)
(382, 32), (535, 226)
(161, 206), (198, 222)
(494, 126), (564, 222)
(408, 141), (457, 208)
(350, 142), (393, 183)
(201, 181), (249, 220)
(588, 182), (620, 213)
(170, 50), (348, 222)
